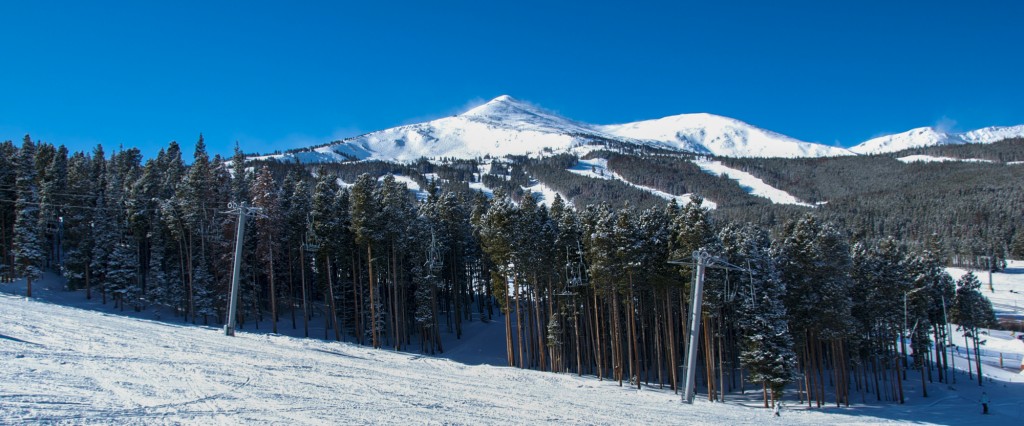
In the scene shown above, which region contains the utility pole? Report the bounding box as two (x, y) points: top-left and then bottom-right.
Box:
(225, 202), (263, 337)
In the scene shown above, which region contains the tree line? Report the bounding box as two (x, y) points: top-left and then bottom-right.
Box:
(0, 135), (1000, 409)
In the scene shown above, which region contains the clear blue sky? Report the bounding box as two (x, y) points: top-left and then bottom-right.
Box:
(2, 1), (1022, 159)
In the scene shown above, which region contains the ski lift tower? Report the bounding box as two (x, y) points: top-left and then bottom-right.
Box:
(669, 249), (747, 404)
(224, 202), (263, 336)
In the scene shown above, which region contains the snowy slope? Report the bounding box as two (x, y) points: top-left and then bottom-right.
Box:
(896, 155), (994, 164)
(278, 96), (617, 163)
(947, 260), (1024, 320)
(6, 266), (1024, 424)
(851, 125), (1024, 155)
(599, 113), (855, 158)
(568, 158), (715, 208)
(692, 158), (814, 206)
(2, 292), (921, 425)
(267, 96), (854, 163)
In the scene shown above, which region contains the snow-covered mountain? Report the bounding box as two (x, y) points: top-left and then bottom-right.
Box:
(598, 113), (853, 158)
(850, 125), (1024, 155)
(267, 96), (853, 163)
(264, 95), (1021, 162)
(269, 96), (628, 163)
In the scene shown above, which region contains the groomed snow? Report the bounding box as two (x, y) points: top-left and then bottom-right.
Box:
(523, 181), (569, 208)
(897, 155), (995, 164)
(3, 269), (1024, 424)
(947, 260), (1024, 320)
(691, 158), (813, 207)
(568, 158), (715, 209)
(385, 175), (429, 201)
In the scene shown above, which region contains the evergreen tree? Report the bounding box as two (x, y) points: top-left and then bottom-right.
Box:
(773, 214), (853, 406)
(0, 140), (18, 282)
(62, 152), (95, 291)
(12, 136), (44, 297)
(950, 271), (997, 386)
(721, 224), (795, 407)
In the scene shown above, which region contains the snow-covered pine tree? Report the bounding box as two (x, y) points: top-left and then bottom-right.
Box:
(12, 136), (44, 297)
(773, 214), (853, 407)
(62, 151), (95, 291)
(349, 173), (382, 347)
(39, 144), (68, 271)
(0, 140), (17, 283)
(950, 271), (997, 386)
(477, 192), (521, 367)
(722, 224), (795, 408)
(251, 165), (283, 333)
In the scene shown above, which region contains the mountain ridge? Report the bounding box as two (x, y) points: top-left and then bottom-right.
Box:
(263, 95), (1024, 162)
(851, 124), (1024, 154)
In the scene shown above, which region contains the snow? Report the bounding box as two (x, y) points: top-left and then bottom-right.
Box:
(264, 96), (856, 163)
(4, 271), (1024, 423)
(599, 113), (855, 158)
(896, 155), (994, 164)
(523, 181), (568, 208)
(468, 181), (494, 198)
(256, 96), (1020, 164)
(851, 125), (1024, 155)
(567, 158), (715, 208)
(383, 174), (429, 201)
(947, 259), (1024, 320)
(691, 158), (814, 206)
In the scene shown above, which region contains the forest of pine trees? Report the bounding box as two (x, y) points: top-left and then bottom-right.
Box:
(0, 135), (1004, 409)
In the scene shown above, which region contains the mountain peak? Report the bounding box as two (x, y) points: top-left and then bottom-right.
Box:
(461, 95), (536, 118)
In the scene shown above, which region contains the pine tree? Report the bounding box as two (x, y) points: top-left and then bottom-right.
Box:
(12, 136), (44, 297)
(950, 271), (997, 386)
(251, 165), (283, 333)
(774, 214), (853, 407)
(350, 173), (383, 345)
(62, 152), (95, 291)
(0, 140), (18, 283)
(722, 224), (795, 407)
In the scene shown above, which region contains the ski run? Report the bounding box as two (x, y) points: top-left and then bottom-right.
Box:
(3, 264), (1024, 425)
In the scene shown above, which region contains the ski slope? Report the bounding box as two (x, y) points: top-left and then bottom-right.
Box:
(947, 260), (1024, 320)
(691, 158), (814, 206)
(4, 266), (1024, 424)
(568, 158), (716, 208)
(897, 155), (995, 164)
(1, 291), (916, 426)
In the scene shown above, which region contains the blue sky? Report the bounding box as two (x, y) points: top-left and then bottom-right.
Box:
(2, 1), (1022, 159)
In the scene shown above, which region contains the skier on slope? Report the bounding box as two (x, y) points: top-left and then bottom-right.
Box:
(980, 391), (989, 414)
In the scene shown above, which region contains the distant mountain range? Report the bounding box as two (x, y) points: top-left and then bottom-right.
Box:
(849, 125), (1024, 154)
(262, 95), (1024, 162)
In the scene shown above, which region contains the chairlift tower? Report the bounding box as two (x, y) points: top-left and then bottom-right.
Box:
(669, 249), (746, 404)
(224, 202), (264, 336)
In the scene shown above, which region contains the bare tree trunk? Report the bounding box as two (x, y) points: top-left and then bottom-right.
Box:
(505, 274), (514, 366)
(592, 287), (603, 380)
(367, 245), (377, 348)
(514, 275), (524, 368)
(269, 243), (277, 334)
(299, 244), (309, 338)
(327, 256), (340, 341)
